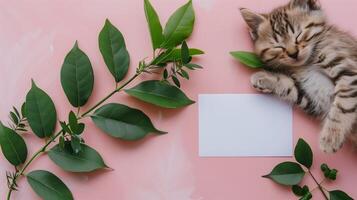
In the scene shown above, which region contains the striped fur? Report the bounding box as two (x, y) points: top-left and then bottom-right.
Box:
(241, 0), (357, 153)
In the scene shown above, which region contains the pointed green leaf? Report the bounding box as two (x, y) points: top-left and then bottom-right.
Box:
(61, 42), (94, 107)
(167, 48), (203, 62)
(230, 51), (263, 68)
(172, 76), (181, 87)
(99, 19), (130, 82)
(181, 41), (190, 64)
(125, 80), (194, 108)
(163, 69), (168, 79)
(185, 63), (202, 70)
(162, 0), (195, 48)
(68, 111), (78, 132)
(27, 170), (73, 200)
(91, 103), (165, 141)
(263, 162), (305, 186)
(21, 102), (26, 118)
(152, 48), (203, 65)
(294, 138), (313, 169)
(179, 69), (189, 80)
(26, 80), (57, 138)
(0, 123), (27, 166)
(48, 142), (107, 172)
(13, 107), (21, 119)
(10, 111), (19, 125)
(71, 135), (81, 154)
(329, 190), (353, 200)
(144, 0), (164, 50)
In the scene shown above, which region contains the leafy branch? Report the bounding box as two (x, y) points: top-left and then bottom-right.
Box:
(263, 139), (353, 200)
(1, 0), (204, 199)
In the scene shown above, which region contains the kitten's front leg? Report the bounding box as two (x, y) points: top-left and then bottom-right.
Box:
(251, 71), (299, 104)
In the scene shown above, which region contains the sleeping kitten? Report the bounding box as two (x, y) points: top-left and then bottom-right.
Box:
(240, 0), (357, 153)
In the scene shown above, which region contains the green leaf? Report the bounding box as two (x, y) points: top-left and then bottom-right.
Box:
(163, 69), (168, 79)
(125, 80), (194, 108)
(172, 75), (181, 88)
(61, 42), (94, 107)
(144, 0), (164, 50)
(185, 63), (203, 69)
(321, 163), (329, 172)
(25, 80), (57, 138)
(230, 51), (263, 68)
(10, 111), (19, 125)
(99, 19), (130, 82)
(21, 102), (26, 118)
(168, 48), (203, 62)
(181, 41), (190, 64)
(179, 69), (189, 80)
(328, 169), (338, 180)
(60, 121), (72, 135)
(73, 123), (85, 135)
(292, 185), (304, 196)
(162, 0), (195, 48)
(292, 185), (310, 197)
(294, 138), (313, 169)
(152, 48), (203, 66)
(48, 142), (107, 172)
(0, 123), (27, 166)
(321, 163), (338, 180)
(71, 135), (81, 154)
(68, 111), (78, 132)
(91, 103), (165, 141)
(59, 136), (65, 150)
(27, 170), (73, 200)
(263, 162), (305, 186)
(13, 107), (21, 119)
(329, 190), (353, 200)
(300, 192), (312, 200)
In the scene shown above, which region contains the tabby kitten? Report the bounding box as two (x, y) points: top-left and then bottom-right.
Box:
(240, 0), (357, 153)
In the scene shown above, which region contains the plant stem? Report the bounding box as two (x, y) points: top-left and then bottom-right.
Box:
(309, 170), (329, 200)
(6, 69), (143, 200)
(80, 72), (140, 118)
(6, 129), (63, 200)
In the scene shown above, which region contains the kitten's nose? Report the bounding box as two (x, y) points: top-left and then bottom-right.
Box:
(288, 50), (299, 59)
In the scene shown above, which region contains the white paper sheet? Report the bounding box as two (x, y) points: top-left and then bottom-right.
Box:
(199, 94), (293, 157)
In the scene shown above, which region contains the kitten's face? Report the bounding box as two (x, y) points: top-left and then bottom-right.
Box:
(241, 0), (326, 68)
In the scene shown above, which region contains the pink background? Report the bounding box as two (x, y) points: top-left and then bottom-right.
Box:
(1, 0), (357, 199)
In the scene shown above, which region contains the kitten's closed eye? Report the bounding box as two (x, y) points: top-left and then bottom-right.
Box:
(261, 47), (284, 62)
(296, 23), (325, 43)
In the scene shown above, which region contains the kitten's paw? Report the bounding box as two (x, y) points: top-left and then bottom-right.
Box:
(250, 71), (277, 93)
(319, 127), (345, 153)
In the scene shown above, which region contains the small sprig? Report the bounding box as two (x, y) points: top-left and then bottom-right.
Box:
(8, 103), (27, 132)
(263, 138), (353, 200)
(161, 41), (203, 88)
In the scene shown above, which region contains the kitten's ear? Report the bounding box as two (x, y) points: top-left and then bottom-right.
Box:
(289, 0), (321, 10)
(240, 8), (266, 40)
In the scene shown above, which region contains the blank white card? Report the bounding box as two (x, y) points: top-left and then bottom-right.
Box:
(199, 94), (293, 157)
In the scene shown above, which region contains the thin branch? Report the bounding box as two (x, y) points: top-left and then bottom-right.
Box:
(308, 170), (329, 200)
